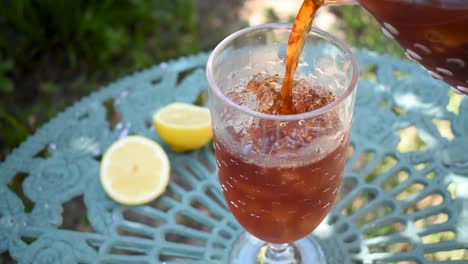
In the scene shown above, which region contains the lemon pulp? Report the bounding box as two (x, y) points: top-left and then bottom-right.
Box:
(100, 136), (170, 205)
(153, 102), (212, 152)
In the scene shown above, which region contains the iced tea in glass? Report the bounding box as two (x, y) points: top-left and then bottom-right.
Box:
(207, 24), (358, 263)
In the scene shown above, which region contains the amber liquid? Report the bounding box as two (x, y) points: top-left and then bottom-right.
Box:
(357, 0), (468, 89)
(213, 0), (350, 244)
(215, 133), (348, 243)
(219, 73), (350, 243)
(279, 0), (324, 114)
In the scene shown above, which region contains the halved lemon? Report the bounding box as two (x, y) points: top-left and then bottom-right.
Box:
(153, 102), (212, 152)
(100, 136), (170, 205)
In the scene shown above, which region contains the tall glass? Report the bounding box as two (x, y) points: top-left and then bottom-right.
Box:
(206, 23), (358, 263)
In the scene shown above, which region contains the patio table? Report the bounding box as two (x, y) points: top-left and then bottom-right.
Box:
(1, 50), (467, 263)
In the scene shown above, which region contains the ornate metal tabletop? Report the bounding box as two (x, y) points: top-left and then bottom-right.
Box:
(1, 50), (467, 263)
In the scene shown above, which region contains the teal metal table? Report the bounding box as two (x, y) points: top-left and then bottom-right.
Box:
(1, 50), (467, 264)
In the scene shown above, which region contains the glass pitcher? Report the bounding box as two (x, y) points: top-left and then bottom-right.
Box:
(326, 0), (468, 95)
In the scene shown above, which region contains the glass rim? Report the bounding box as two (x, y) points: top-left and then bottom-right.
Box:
(206, 23), (359, 121)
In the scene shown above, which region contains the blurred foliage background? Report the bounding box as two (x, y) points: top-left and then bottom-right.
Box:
(0, 1), (401, 160)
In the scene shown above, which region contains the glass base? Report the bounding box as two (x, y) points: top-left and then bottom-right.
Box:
(229, 232), (327, 264)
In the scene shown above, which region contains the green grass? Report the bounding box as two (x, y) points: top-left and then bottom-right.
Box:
(0, 0), (200, 159)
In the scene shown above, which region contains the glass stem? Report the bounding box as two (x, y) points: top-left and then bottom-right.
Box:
(265, 243), (297, 263)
